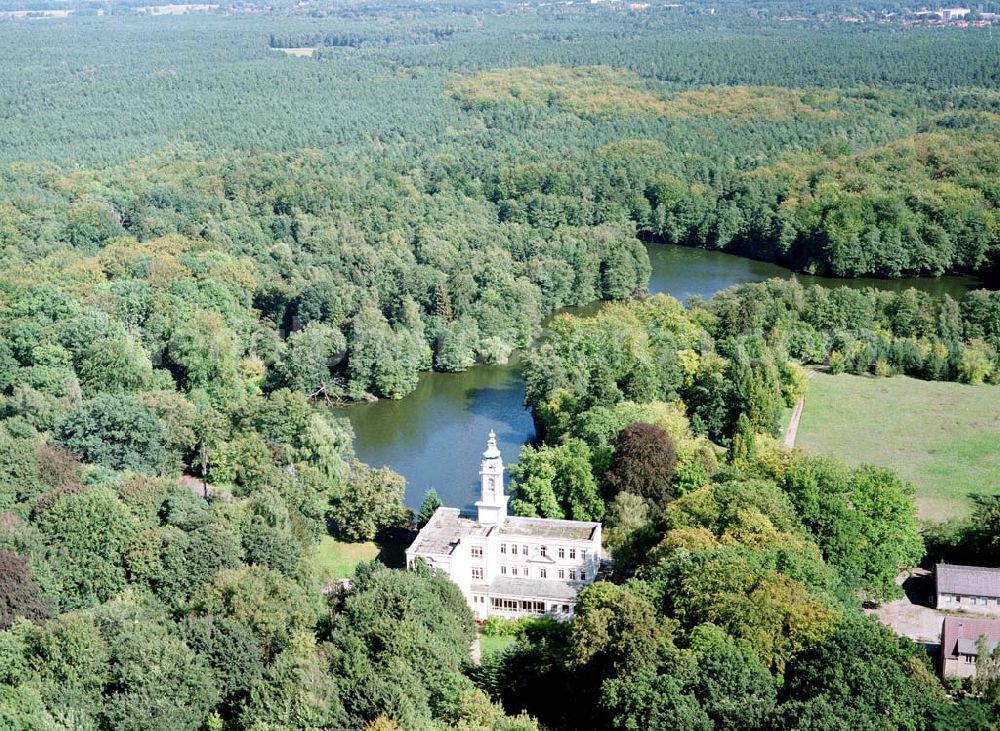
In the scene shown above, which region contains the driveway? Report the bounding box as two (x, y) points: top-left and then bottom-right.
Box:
(868, 569), (1000, 648)
(868, 571), (943, 645)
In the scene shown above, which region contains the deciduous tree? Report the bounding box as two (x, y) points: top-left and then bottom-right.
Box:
(603, 422), (677, 510)
(55, 395), (174, 475)
(328, 462), (406, 542)
(0, 551), (50, 629)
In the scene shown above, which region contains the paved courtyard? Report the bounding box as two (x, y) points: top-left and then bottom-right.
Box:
(868, 569), (1000, 648)
(868, 570), (944, 646)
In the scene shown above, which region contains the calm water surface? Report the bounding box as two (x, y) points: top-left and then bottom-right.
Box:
(646, 244), (986, 301)
(345, 244), (987, 509)
(345, 356), (535, 511)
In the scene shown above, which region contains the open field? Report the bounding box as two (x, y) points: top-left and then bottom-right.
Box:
(795, 372), (1000, 521)
(272, 47), (316, 57)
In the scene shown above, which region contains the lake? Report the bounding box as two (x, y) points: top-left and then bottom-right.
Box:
(645, 244), (986, 301)
(343, 244), (988, 510)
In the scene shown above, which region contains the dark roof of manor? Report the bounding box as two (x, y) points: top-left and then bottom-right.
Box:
(406, 508), (601, 557)
(943, 616), (1000, 660)
(936, 563), (1000, 597)
(498, 516), (599, 542)
(407, 508), (491, 556)
(489, 576), (581, 603)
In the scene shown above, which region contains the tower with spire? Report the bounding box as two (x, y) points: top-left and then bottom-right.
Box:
(406, 427), (602, 621)
(476, 430), (508, 526)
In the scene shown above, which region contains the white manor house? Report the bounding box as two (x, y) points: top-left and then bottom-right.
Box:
(405, 431), (602, 620)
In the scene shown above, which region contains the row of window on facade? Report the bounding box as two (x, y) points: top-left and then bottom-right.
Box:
(471, 566), (585, 581)
(942, 594), (1000, 606)
(471, 544), (585, 560)
(481, 597), (572, 613)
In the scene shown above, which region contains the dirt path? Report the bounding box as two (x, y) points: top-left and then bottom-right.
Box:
(783, 369), (817, 448)
(470, 634), (481, 664)
(784, 398), (805, 447)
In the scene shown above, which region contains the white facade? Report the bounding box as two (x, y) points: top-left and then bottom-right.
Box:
(941, 7), (971, 19)
(406, 431), (602, 620)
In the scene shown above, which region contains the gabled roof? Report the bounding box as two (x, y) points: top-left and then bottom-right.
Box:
(936, 563), (1000, 597)
(942, 616), (1000, 659)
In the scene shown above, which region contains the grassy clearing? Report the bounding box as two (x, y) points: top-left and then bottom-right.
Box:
(312, 536), (379, 581)
(272, 47), (317, 57)
(478, 634), (515, 658)
(795, 372), (1000, 521)
(311, 535), (409, 583)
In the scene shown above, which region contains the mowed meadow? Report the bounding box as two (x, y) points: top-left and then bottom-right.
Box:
(795, 372), (1000, 521)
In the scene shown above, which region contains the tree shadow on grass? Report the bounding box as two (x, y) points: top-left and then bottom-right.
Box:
(375, 527), (414, 569)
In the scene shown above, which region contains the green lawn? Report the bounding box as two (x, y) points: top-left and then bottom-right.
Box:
(311, 535), (407, 583)
(478, 634), (515, 658)
(794, 372), (1000, 522)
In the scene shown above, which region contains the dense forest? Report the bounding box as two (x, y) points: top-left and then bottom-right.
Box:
(705, 280), (1000, 384)
(501, 295), (1000, 729)
(1, 0), (1000, 728)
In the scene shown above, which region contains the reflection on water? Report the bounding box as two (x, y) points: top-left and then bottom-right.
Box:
(342, 355), (535, 510)
(344, 243), (988, 508)
(646, 244), (986, 303)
